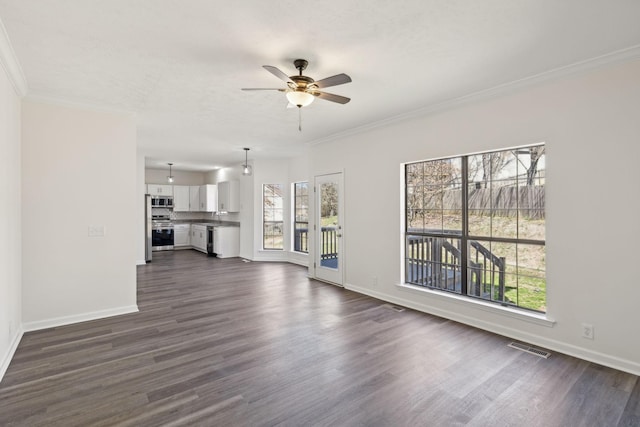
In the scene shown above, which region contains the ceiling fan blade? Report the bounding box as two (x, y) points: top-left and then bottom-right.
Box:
(241, 88), (286, 91)
(263, 65), (295, 84)
(312, 73), (352, 89)
(313, 91), (351, 104)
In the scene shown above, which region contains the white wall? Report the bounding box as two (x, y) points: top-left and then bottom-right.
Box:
(206, 156), (310, 264)
(252, 158), (290, 262)
(0, 46), (23, 380)
(208, 166), (242, 224)
(288, 155), (310, 267)
(21, 100), (138, 329)
(136, 150), (146, 264)
(145, 168), (205, 186)
(207, 156), (310, 264)
(309, 59), (640, 375)
(239, 170), (254, 260)
(207, 166), (253, 258)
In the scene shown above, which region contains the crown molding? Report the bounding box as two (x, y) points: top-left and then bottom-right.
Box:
(0, 16), (27, 96)
(310, 44), (640, 147)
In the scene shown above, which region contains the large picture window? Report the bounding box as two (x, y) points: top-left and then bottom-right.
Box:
(405, 144), (546, 312)
(293, 182), (309, 253)
(263, 184), (284, 250)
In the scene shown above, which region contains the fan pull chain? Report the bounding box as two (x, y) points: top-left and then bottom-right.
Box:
(298, 107), (302, 132)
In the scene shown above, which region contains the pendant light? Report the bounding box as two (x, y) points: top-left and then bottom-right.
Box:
(167, 163), (174, 183)
(242, 148), (252, 176)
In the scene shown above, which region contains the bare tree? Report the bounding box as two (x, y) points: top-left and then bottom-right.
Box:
(406, 159), (461, 228)
(320, 183), (338, 218)
(466, 152), (513, 188)
(526, 146), (545, 186)
(481, 152), (512, 187)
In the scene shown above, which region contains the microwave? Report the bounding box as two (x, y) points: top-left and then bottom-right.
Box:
(151, 196), (173, 208)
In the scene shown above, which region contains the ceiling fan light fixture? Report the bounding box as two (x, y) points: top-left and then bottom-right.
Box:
(242, 59), (351, 130)
(286, 90), (314, 107)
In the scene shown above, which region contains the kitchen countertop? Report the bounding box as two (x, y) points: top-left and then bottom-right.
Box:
(173, 220), (239, 228)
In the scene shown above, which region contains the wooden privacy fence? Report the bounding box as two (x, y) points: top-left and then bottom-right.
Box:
(421, 186), (545, 219)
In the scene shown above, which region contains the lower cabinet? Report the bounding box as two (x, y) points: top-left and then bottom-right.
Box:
(191, 225), (207, 253)
(174, 224), (191, 247)
(182, 223), (239, 256)
(213, 226), (240, 258)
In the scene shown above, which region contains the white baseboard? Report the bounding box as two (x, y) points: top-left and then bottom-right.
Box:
(22, 305), (139, 332)
(287, 258), (309, 268)
(0, 325), (24, 383)
(241, 255), (307, 266)
(345, 283), (640, 376)
(252, 256), (288, 262)
(136, 259), (147, 266)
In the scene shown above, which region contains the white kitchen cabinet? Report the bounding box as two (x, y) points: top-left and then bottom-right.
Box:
(191, 225), (207, 253)
(147, 184), (173, 196)
(189, 186), (200, 212)
(174, 224), (191, 247)
(217, 180), (240, 212)
(173, 186), (190, 212)
(213, 226), (240, 258)
(176, 185), (211, 212)
(199, 184), (217, 212)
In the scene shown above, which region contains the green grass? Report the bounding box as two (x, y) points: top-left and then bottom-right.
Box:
(408, 213), (546, 312)
(504, 276), (546, 312)
(321, 215), (338, 227)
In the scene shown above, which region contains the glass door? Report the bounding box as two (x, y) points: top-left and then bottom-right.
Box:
(315, 173), (343, 285)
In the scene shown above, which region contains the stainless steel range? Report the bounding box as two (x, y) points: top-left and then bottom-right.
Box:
(152, 214), (174, 251)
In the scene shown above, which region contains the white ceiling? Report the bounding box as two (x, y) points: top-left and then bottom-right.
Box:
(1, 1), (639, 171)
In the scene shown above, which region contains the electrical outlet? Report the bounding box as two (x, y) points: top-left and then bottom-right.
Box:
(582, 323), (594, 340)
(372, 276), (378, 286)
(9, 320), (15, 336)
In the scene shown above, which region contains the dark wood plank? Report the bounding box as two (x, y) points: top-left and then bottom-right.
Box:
(0, 250), (637, 426)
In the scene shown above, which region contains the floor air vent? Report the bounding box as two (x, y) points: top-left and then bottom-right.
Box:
(508, 342), (551, 359)
(383, 304), (405, 312)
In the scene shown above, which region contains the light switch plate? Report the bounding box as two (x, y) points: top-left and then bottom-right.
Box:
(88, 225), (105, 237)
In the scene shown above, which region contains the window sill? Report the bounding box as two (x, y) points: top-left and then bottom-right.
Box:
(396, 282), (555, 328)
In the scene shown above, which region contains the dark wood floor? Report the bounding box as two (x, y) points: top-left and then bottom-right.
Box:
(1, 250), (638, 426)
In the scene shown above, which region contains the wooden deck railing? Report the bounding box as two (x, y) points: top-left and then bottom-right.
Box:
(294, 224), (338, 261)
(320, 227), (338, 260)
(294, 222), (309, 253)
(406, 232), (506, 301)
(406, 235), (462, 292)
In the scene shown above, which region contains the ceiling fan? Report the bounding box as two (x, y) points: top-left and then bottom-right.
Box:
(242, 59), (352, 130)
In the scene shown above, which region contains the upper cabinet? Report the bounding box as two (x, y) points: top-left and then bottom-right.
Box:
(217, 180), (240, 212)
(174, 185), (217, 212)
(147, 184), (173, 196)
(173, 185), (190, 212)
(199, 184), (217, 212)
(189, 186), (200, 212)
